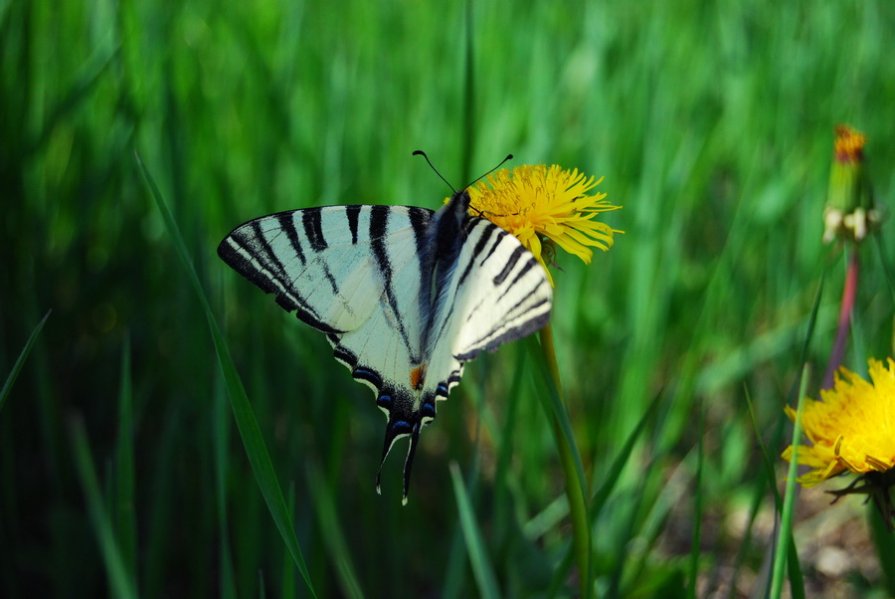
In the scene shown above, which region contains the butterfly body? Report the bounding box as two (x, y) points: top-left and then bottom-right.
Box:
(219, 190), (552, 502)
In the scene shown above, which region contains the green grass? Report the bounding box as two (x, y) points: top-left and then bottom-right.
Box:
(3, 0), (895, 596)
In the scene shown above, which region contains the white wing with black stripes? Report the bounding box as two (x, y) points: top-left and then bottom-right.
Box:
(218, 190), (552, 503)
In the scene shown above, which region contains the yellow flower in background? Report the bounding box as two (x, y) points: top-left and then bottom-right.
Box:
(783, 359), (895, 485)
(782, 358), (895, 527)
(467, 165), (622, 286)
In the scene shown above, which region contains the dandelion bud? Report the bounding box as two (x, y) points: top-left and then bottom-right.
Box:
(823, 125), (880, 243)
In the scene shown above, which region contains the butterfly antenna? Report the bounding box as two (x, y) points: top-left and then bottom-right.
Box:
(413, 150), (456, 193)
(464, 153), (514, 189)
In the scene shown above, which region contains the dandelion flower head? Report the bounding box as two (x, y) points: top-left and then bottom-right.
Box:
(466, 165), (622, 286)
(782, 358), (895, 486)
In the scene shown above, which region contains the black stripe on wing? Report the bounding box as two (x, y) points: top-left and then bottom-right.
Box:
(346, 205), (361, 244)
(456, 222), (502, 287)
(370, 206), (431, 366)
(492, 245), (526, 286)
(277, 212), (306, 265)
(496, 256), (539, 301)
(302, 207), (328, 251)
(218, 223), (341, 334)
(456, 294), (551, 361)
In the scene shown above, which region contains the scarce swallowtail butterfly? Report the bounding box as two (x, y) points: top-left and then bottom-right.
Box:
(218, 185), (552, 503)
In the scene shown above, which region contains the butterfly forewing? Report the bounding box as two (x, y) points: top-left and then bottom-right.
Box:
(220, 205), (433, 381)
(452, 220), (552, 359)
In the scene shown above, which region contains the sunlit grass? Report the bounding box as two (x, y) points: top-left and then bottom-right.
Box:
(3, 0), (895, 596)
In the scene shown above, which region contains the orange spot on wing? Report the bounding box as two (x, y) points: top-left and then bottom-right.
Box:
(410, 364), (427, 390)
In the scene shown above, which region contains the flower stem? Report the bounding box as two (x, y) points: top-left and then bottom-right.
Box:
(538, 324), (591, 597)
(823, 249), (859, 389)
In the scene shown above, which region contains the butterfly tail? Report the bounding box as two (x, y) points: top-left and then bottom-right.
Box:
(375, 416), (417, 500)
(401, 424), (422, 506)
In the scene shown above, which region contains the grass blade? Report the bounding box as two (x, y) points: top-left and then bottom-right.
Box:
(728, 388), (770, 599)
(869, 506), (895, 596)
(306, 459), (364, 599)
(442, 445), (484, 599)
(282, 483), (297, 599)
(115, 335), (138, 585)
(740, 383), (806, 599)
(538, 389), (662, 595)
(770, 363), (810, 599)
(0, 310), (50, 415)
(591, 389), (662, 519)
(449, 462), (500, 599)
(136, 151), (317, 597)
(71, 416), (137, 599)
(528, 330), (591, 597)
(687, 394), (705, 599)
(213, 360), (237, 599)
(460, 0), (475, 184)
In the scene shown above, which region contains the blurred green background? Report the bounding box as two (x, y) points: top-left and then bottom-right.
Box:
(3, 0), (895, 596)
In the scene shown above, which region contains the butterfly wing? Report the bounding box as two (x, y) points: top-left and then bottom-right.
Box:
(420, 216), (553, 412)
(218, 204), (435, 430)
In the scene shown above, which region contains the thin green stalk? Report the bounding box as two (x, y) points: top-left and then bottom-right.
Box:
(213, 363), (237, 599)
(770, 363), (810, 599)
(545, 390), (661, 597)
(460, 0), (475, 184)
(536, 325), (591, 598)
(823, 249), (858, 388)
(869, 505), (895, 596)
(114, 335), (138, 585)
(687, 394), (704, 599)
(71, 416), (137, 599)
(449, 462), (500, 599)
(442, 434), (484, 599)
(306, 459), (364, 599)
(0, 310), (50, 415)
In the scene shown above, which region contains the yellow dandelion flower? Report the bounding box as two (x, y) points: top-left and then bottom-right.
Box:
(782, 358), (895, 526)
(783, 359), (895, 484)
(466, 165), (622, 286)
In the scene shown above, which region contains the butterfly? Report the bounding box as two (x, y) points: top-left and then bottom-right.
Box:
(218, 187), (553, 503)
